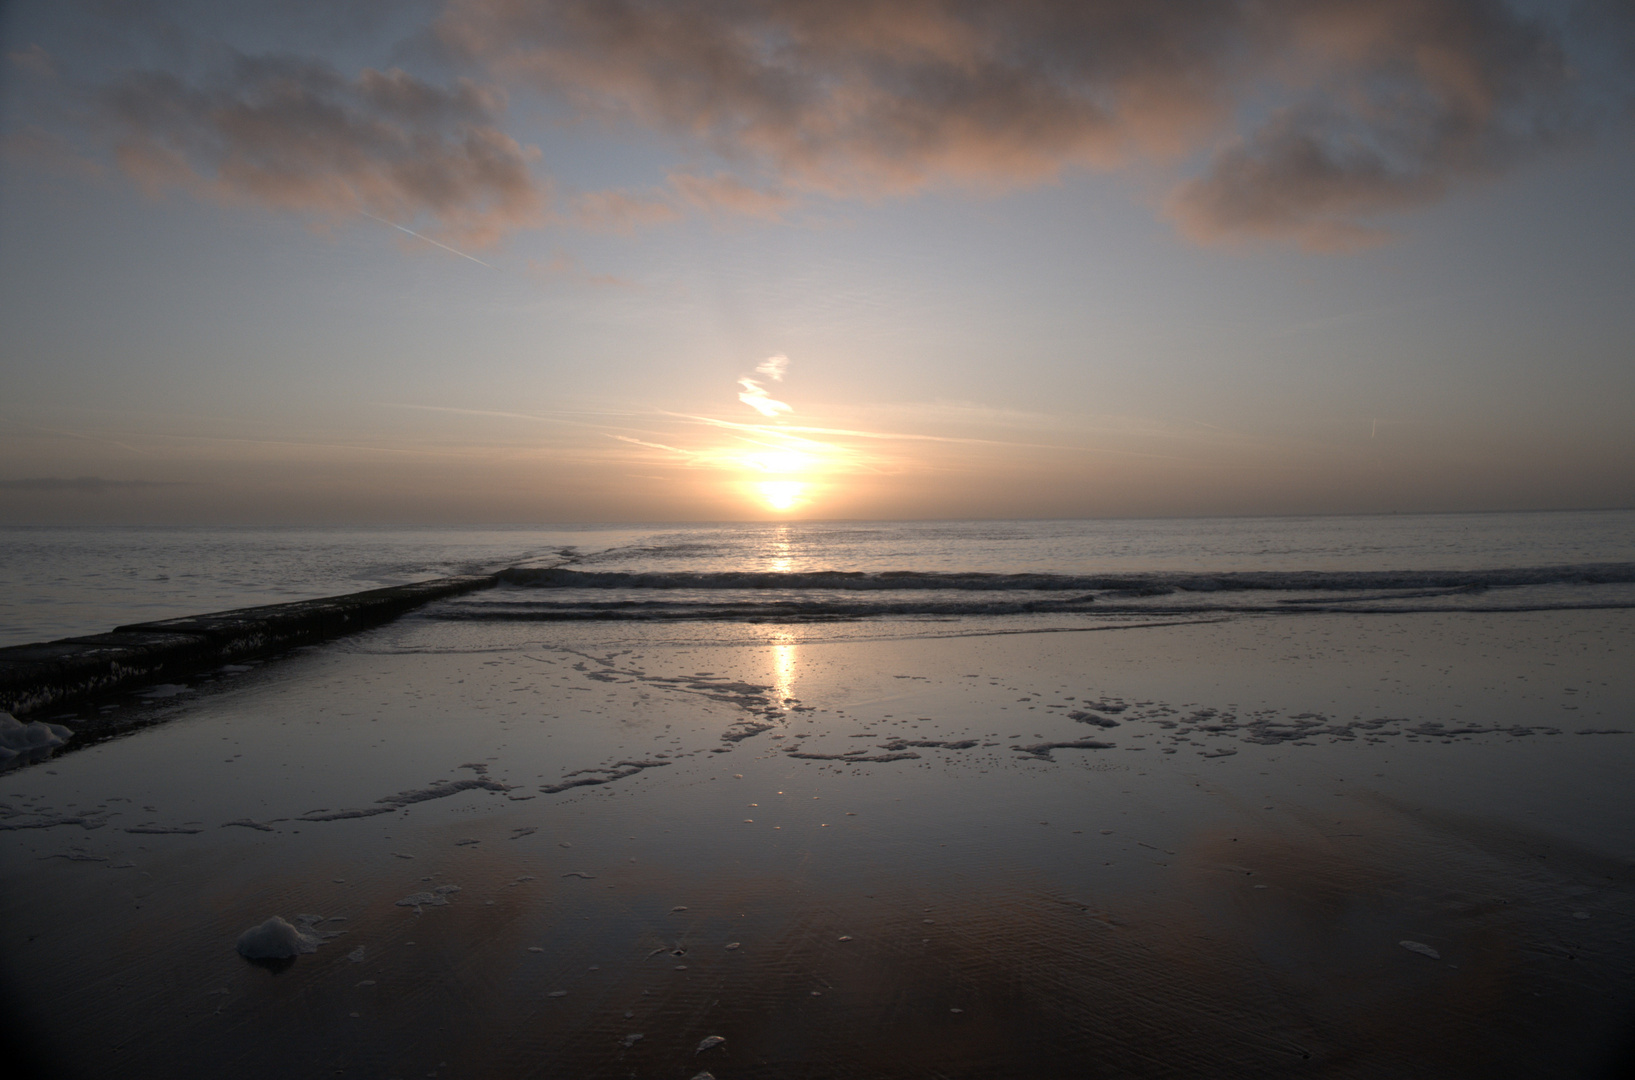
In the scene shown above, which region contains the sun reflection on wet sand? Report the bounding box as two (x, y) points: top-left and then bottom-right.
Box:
(771, 629), (798, 706)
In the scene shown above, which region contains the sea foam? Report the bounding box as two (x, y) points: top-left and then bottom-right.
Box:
(0, 712), (72, 767)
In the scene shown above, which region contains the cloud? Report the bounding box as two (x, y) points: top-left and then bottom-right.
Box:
(0, 477), (190, 493)
(736, 353), (795, 415)
(737, 377), (792, 417)
(564, 172), (788, 234)
(569, 186), (682, 232)
(7, 43), (56, 78)
(101, 53), (546, 247)
(669, 172), (793, 220)
(0, 127), (106, 179)
(1166, 1), (1591, 248)
(755, 354), (789, 381)
(440, 0), (1627, 247)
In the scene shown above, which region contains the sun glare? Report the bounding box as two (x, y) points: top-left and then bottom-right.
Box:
(758, 480), (805, 512)
(749, 450), (811, 474)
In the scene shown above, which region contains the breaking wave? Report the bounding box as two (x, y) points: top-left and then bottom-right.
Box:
(501, 564), (1635, 593)
(422, 563), (1635, 623)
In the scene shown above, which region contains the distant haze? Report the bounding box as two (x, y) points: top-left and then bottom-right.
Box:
(2, 0), (1633, 523)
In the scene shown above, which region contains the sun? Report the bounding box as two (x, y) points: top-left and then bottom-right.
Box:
(738, 446), (817, 513)
(758, 480), (804, 512)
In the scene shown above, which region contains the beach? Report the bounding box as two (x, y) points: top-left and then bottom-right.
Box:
(4, 540), (1634, 1079)
(7, 0), (1635, 1073)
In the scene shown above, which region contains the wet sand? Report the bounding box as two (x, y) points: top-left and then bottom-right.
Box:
(3, 609), (1634, 1078)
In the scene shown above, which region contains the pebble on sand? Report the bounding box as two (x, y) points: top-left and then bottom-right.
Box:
(697, 1035), (725, 1052)
(1400, 940), (1441, 960)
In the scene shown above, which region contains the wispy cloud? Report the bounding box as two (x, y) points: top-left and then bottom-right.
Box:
(755, 354), (790, 381)
(525, 252), (634, 287)
(674, 414), (1142, 457)
(735, 353), (795, 417)
(0, 476), (190, 493)
(7, 42), (55, 79)
(375, 401), (621, 430)
(736, 378), (792, 417)
(0, 127), (106, 180)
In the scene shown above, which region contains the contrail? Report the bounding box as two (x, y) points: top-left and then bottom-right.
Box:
(360, 212), (494, 269)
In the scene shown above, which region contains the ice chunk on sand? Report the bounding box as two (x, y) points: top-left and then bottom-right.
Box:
(236, 916), (322, 960)
(1399, 940), (1441, 959)
(0, 712), (72, 767)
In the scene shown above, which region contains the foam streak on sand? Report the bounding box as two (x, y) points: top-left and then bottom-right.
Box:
(540, 760), (671, 794)
(298, 778), (512, 821)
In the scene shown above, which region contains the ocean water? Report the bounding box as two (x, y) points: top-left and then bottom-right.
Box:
(0, 524), (639, 647)
(2, 510), (1632, 646)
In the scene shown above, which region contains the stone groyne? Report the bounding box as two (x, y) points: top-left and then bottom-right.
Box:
(0, 575), (495, 717)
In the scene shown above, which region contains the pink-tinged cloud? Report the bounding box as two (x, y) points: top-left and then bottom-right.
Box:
(670, 173), (792, 220)
(440, 0), (1619, 248)
(102, 54), (546, 248)
(566, 172), (788, 233)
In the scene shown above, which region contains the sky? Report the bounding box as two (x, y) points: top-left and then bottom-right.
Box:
(1, 0), (1633, 524)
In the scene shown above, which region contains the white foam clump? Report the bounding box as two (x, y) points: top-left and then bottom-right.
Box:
(0, 712), (72, 766)
(396, 884), (461, 912)
(236, 916), (323, 960)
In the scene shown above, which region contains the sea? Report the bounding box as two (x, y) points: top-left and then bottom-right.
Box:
(2, 509), (1632, 648)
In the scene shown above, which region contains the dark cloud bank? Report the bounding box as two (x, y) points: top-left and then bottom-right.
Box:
(71, 0), (1635, 249)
